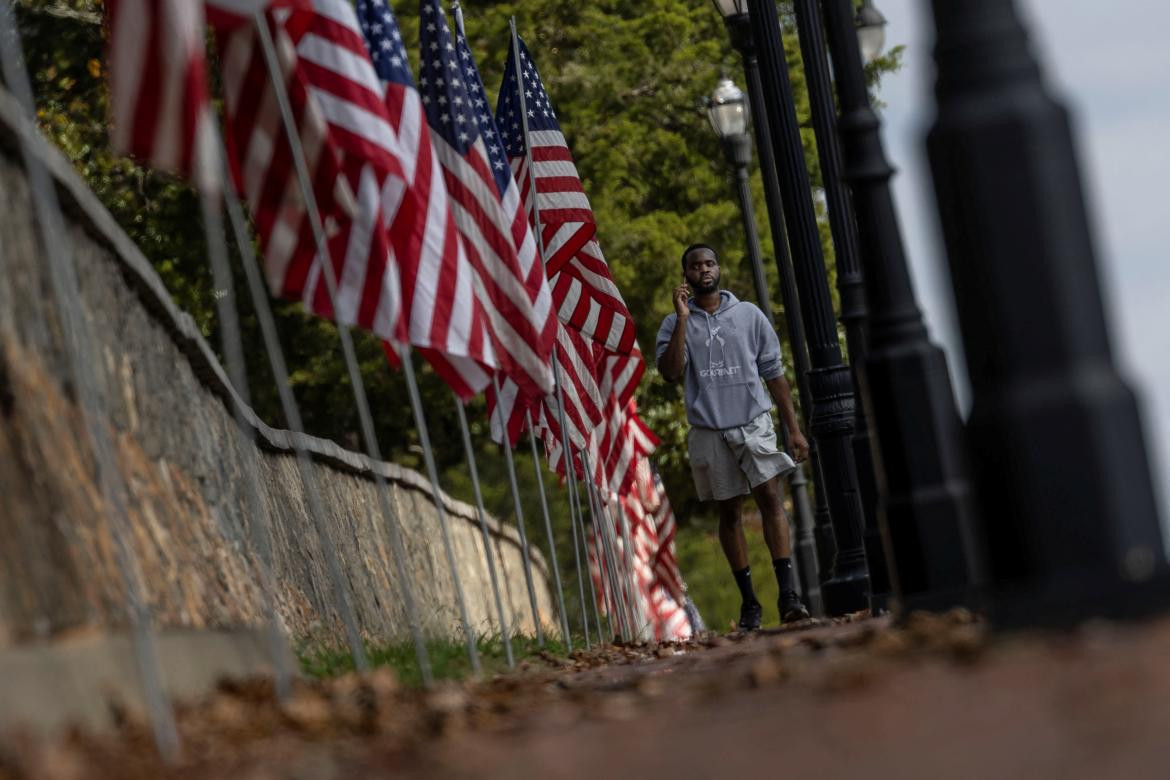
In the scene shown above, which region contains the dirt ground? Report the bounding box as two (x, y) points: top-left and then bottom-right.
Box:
(4, 609), (1170, 779)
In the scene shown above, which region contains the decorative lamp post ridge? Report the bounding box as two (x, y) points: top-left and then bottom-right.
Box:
(743, 0), (871, 616)
(790, 0), (890, 609)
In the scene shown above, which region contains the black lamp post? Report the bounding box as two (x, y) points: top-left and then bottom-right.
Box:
(727, 0), (871, 616)
(816, 0), (978, 613)
(788, 0), (891, 612)
(705, 78), (775, 326)
(924, 0), (1165, 626)
(712, 0), (833, 615)
(704, 77), (822, 615)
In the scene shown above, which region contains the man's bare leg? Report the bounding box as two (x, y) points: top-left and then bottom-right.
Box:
(716, 496), (748, 568)
(717, 495), (763, 630)
(752, 475), (792, 559)
(752, 475), (809, 622)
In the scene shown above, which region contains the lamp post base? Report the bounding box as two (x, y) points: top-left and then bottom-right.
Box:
(821, 571), (870, 616)
(990, 573), (1170, 631)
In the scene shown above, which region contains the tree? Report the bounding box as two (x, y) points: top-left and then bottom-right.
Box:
(13, 1), (901, 625)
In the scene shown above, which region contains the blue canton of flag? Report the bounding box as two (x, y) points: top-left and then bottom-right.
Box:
(415, 0), (558, 403)
(416, 0), (483, 155)
(452, 21), (513, 198)
(356, 0), (414, 88)
(495, 36), (559, 159)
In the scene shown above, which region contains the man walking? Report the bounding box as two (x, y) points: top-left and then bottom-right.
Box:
(656, 244), (811, 629)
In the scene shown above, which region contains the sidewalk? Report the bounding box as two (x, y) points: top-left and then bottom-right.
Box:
(4, 610), (1170, 778)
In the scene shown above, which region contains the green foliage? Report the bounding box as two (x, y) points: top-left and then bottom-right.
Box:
(15, 0), (898, 630)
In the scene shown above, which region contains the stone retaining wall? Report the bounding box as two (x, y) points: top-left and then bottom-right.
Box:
(0, 87), (555, 650)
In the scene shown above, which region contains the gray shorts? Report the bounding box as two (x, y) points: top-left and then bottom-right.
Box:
(688, 412), (797, 502)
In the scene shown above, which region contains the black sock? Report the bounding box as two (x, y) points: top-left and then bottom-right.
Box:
(773, 557), (795, 594)
(732, 566), (759, 606)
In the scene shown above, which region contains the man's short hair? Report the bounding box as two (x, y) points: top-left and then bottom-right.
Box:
(681, 243), (718, 269)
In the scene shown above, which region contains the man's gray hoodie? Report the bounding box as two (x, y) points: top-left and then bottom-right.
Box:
(655, 290), (783, 430)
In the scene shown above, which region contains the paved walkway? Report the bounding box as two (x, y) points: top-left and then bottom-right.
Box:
(4, 610), (1170, 778)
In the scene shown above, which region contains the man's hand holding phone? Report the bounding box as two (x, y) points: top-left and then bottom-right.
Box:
(673, 277), (691, 319)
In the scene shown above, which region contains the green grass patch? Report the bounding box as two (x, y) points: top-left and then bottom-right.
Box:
(297, 633), (575, 687)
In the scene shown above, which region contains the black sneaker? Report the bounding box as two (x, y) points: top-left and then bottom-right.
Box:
(779, 591), (810, 624)
(737, 600), (763, 631)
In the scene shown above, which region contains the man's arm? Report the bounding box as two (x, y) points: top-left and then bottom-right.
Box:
(657, 283), (691, 383)
(657, 315), (689, 382)
(765, 374), (809, 463)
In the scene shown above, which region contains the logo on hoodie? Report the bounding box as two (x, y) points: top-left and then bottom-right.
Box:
(700, 325), (741, 378)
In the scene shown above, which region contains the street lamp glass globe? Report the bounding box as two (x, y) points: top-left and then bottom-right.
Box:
(711, 0), (749, 20)
(706, 78), (748, 140)
(856, 0), (888, 64)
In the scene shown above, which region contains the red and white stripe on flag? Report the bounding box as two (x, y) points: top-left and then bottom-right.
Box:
(506, 130), (638, 355)
(549, 239), (638, 354)
(533, 322), (606, 479)
(416, 0), (555, 400)
(213, 4), (405, 343)
(106, 0), (217, 192)
(496, 72), (638, 355)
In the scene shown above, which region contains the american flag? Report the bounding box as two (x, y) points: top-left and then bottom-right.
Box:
(417, 0), (555, 401)
(213, 2), (406, 344)
(447, 14), (556, 439)
(495, 35), (638, 355)
(106, 0), (217, 192)
(532, 322), (605, 480)
(356, 0), (499, 398)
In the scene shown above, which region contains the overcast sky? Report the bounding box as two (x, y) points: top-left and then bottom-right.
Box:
(871, 0), (1170, 527)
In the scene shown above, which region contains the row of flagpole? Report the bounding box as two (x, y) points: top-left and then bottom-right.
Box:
(251, 0), (602, 672)
(0, 0), (679, 760)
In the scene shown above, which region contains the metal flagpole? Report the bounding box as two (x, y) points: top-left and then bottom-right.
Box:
(455, 396), (514, 668)
(609, 488), (646, 639)
(0, 0), (180, 759)
(509, 18), (593, 651)
(216, 133), (434, 683)
(493, 377), (545, 645)
(590, 473), (633, 640)
(454, 0), (555, 653)
(578, 446), (633, 640)
(199, 162), (293, 701)
(398, 351), (481, 675)
(577, 463), (620, 639)
(525, 411), (573, 650)
(573, 497), (600, 647)
(250, 14), (466, 677)
(569, 443), (611, 641)
(562, 445), (594, 648)
(615, 495), (649, 639)
(583, 449), (641, 639)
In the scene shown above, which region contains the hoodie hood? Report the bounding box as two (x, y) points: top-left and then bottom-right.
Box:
(688, 289), (740, 317)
